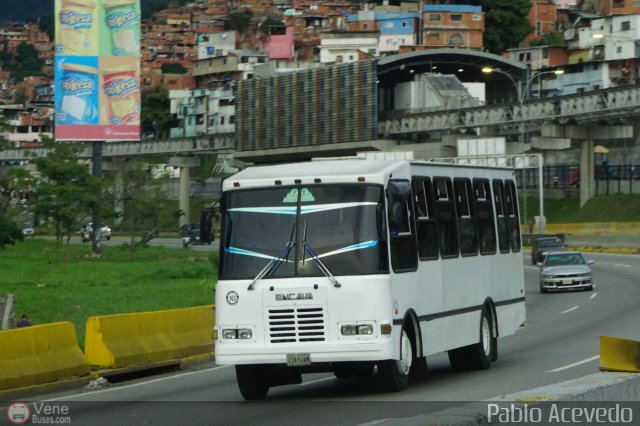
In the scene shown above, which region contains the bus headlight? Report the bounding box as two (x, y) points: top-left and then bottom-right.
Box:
(357, 324), (373, 335)
(341, 325), (357, 336)
(221, 328), (253, 339)
(340, 323), (375, 336)
(222, 329), (237, 339)
(238, 328), (253, 339)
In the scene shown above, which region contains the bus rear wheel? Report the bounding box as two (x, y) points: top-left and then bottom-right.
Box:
(235, 365), (270, 400)
(378, 329), (412, 392)
(448, 306), (496, 371)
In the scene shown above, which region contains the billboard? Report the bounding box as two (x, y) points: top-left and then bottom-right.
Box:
(55, 0), (141, 141)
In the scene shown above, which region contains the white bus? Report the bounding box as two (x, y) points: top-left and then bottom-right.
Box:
(215, 159), (526, 400)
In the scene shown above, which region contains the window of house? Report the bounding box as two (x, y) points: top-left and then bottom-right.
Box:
(230, 115), (235, 124)
(336, 55), (343, 62)
(448, 33), (464, 46)
(412, 178), (439, 260)
(451, 14), (463, 22)
(363, 23), (368, 29)
(617, 46), (623, 53)
(472, 14), (481, 21)
(429, 14), (441, 21)
(428, 32), (440, 39)
(402, 21), (408, 27)
(621, 21), (631, 31)
(519, 52), (531, 61)
(385, 22), (394, 28)
(543, 49), (549, 59)
(536, 22), (541, 34)
(434, 177), (459, 258)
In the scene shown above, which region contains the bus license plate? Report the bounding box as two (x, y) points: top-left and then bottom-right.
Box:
(286, 353), (311, 366)
(563, 279), (573, 285)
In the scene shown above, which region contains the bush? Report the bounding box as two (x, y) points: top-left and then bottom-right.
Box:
(0, 215), (23, 249)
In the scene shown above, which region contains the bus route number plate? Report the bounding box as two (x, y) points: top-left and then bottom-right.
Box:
(286, 353), (311, 366)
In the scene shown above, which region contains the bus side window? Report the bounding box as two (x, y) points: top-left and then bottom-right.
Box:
(473, 179), (497, 255)
(454, 178), (478, 256)
(434, 177), (459, 258)
(505, 180), (521, 252)
(388, 180), (418, 272)
(412, 177), (439, 260)
(492, 180), (510, 253)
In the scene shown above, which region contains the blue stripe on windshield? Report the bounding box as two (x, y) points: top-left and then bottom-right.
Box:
(310, 240), (379, 260)
(227, 202), (378, 215)
(224, 247), (292, 261)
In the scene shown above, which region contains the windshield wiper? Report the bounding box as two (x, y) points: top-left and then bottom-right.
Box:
(247, 224), (296, 291)
(302, 221), (341, 288)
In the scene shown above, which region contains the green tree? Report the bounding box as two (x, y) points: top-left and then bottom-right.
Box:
(12, 42), (44, 81)
(530, 31), (566, 47)
(482, 0), (532, 54)
(32, 138), (110, 244)
(141, 85), (171, 139)
(0, 215), (23, 250)
(161, 62), (187, 74)
(0, 120), (25, 248)
(226, 10), (253, 33)
(117, 161), (175, 257)
(38, 14), (55, 40)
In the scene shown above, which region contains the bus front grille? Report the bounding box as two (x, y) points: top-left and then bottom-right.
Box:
(267, 307), (326, 343)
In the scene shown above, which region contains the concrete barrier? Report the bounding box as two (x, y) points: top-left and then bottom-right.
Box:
(600, 336), (640, 373)
(0, 322), (90, 391)
(545, 222), (640, 236)
(84, 305), (214, 369)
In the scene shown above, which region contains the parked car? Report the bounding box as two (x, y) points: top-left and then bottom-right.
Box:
(80, 223), (112, 242)
(539, 251), (594, 293)
(22, 223), (34, 237)
(530, 236), (565, 265)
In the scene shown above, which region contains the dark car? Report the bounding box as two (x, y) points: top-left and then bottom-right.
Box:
(531, 237), (565, 265)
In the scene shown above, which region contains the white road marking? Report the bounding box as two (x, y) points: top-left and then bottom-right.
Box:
(301, 376), (335, 386)
(561, 306), (579, 314)
(547, 355), (600, 373)
(45, 364), (233, 401)
(614, 264), (631, 268)
(590, 292), (598, 299)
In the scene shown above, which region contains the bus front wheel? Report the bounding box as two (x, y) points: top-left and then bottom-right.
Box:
(235, 365), (270, 400)
(378, 329), (412, 392)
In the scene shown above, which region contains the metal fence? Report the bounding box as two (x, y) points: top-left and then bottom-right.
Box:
(515, 164), (640, 195)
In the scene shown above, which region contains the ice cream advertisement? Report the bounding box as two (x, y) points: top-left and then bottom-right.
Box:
(55, 0), (141, 141)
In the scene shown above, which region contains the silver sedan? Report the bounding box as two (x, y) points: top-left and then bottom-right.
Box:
(538, 251), (594, 293)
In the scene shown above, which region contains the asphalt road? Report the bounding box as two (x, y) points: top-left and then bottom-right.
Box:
(5, 251), (640, 426)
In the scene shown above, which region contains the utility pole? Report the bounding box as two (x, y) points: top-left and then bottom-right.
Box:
(91, 140), (103, 257)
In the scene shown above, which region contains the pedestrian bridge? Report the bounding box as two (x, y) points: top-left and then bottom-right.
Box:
(379, 84), (640, 135)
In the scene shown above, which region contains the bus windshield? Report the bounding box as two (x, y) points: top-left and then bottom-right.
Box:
(219, 184), (388, 280)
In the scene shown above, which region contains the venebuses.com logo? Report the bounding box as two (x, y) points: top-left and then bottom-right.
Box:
(7, 402), (30, 424)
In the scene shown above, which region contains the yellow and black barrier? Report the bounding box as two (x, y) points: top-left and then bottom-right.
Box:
(600, 335), (640, 373)
(0, 322), (90, 391)
(84, 305), (215, 369)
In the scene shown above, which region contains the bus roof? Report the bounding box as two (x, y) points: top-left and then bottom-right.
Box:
(223, 159), (514, 191)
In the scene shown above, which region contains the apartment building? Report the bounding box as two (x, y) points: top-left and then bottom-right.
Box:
(595, 0), (640, 15)
(421, 4), (484, 50)
(525, 0), (557, 43)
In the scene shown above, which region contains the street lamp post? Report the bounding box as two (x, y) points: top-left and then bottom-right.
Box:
(482, 66), (563, 230)
(519, 69), (564, 231)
